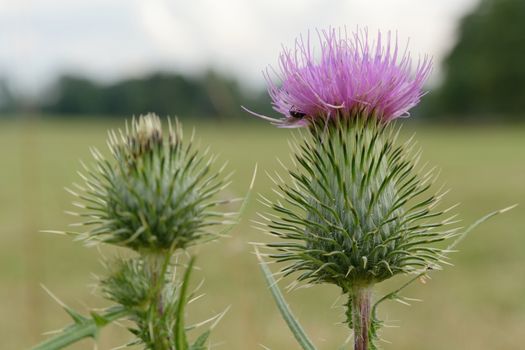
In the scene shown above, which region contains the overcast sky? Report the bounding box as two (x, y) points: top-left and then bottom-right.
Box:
(1, 0), (480, 95)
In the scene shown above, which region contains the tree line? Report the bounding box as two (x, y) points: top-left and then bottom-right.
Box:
(420, 0), (525, 121)
(39, 71), (272, 119)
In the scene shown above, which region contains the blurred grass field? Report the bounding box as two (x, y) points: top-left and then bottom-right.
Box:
(0, 117), (524, 350)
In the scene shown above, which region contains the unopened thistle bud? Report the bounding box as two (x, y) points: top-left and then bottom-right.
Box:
(69, 113), (229, 252)
(101, 258), (152, 309)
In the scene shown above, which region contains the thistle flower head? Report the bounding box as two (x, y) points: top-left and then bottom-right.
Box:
(252, 28), (504, 350)
(70, 113), (229, 252)
(256, 28), (432, 127)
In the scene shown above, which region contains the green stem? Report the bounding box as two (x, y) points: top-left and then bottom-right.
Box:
(175, 256), (195, 350)
(31, 306), (129, 350)
(350, 288), (372, 350)
(145, 252), (173, 350)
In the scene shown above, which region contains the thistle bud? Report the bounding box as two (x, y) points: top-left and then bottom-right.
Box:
(70, 114), (228, 252)
(101, 258), (152, 309)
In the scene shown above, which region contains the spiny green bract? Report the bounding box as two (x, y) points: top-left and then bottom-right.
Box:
(69, 114), (229, 252)
(260, 116), (459, 291)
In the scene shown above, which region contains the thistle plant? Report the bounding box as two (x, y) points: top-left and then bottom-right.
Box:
(33, 114), (234, 350)
(250, 28), (513, 350)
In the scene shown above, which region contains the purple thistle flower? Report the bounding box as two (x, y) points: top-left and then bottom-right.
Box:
(246, 27), (432, 127)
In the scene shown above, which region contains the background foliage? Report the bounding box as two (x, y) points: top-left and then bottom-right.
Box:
(422, 0), (525, 120)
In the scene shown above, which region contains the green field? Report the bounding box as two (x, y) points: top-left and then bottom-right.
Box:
(1, 118), (524, 349)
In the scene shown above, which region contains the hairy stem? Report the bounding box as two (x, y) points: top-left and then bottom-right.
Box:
(145, 252), (172, 350)
(351, 287), (372, 350)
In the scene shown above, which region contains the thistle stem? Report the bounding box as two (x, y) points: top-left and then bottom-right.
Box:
(145, 252), (173, 350)
(351, 287), (372, 350)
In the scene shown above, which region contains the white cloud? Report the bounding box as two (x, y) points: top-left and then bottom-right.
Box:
(0, 0), (481, 94)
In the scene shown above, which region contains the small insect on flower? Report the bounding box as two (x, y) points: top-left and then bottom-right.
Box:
(289, 108), (306, 120)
